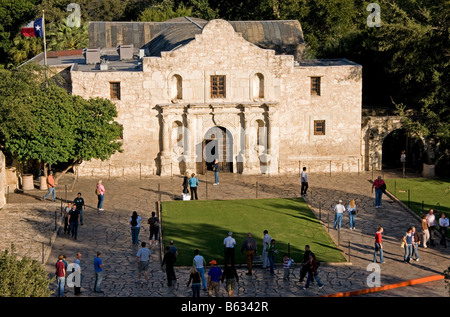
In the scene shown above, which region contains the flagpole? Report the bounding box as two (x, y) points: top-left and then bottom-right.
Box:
(42, 10), (47, 67)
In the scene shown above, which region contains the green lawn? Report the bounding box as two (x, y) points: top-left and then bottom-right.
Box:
(161, 198), (345, 266)
(385, 178), (450, 217)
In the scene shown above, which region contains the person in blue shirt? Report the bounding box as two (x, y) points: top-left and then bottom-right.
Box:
(213, 159), (219, 185)
(402, 228), (415, 264)
(94, 251), (104, 293)
(189, 173), (199, 200)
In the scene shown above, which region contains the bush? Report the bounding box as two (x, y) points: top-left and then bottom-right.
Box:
(0, 244), (54, 297)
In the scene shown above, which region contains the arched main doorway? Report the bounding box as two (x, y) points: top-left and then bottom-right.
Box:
(202, 126), (233, 174)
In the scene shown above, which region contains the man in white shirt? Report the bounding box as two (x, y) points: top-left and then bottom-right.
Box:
(427, 209), (437, 246)
(262, 230), (271, 269)
(300, 167), (308, 196)
(223, 231), (236, 265)
(333, 199), (346, 230)
(439, 213), (448, 248)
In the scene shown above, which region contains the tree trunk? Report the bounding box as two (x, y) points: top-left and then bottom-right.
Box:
(54, 159), (82, 184)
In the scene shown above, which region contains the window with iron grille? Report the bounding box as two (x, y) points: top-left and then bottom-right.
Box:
(210, 75), (226, 98)
(314, 120), (326, 135)
(310, 77), (321, 96)
(110, 82), (121, 100)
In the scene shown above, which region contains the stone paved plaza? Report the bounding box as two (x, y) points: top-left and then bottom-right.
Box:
(1, 170), (449, 298)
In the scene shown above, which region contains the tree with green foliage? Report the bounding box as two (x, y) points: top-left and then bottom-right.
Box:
(0, 63), (123, 181)
(138, 0), (193, 22)
(0, 244), (54, 297)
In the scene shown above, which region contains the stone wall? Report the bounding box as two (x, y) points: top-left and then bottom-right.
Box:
(71, 19), (363, 176)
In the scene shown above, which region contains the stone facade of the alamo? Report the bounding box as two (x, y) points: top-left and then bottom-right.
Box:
(40, 18), (369, 177)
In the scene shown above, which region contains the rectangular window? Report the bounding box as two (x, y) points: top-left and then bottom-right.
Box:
(210, 75), (226, 98)
(110, 82), (121, 100)
(310, 77), (321, 96)
(314, 120), (326, 135)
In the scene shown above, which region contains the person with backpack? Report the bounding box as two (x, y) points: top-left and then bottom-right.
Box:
(148, 212), (159, 246)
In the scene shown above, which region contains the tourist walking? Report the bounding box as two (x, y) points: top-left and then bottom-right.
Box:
(267, 239), (279, 276)
(439, 213), (449, 248)
(68, 203), (80, 240)
(240, 232), (257, 275)
(402, 227), (415, 263)
(96, 180), (105, 211)
(162, 246), (176, 286)
(148, 211), (159, 246)
(193, 249), (207, 291)
(426, 209), (437, 246)
(73, 192), (85, 225)
(93, 251), (104, 293)
(182, 172), (189, 195)
(303, 252), (324, 290)
(189, 173), (199, 200)
(282, 253), (294, 281)
(262, 230), (271, 269)
(333, 199), (345, 230)
(129, 211), (142, 245)
(372, 176), (386, 208)
(223, 231), (236, 265)
(213, 159), (219, 185)
(63, 202), (72, 234)
(373, 226), (384, 263)
(221, 262), (239, 297)
(43, 171), (56, 202)
(411, 226), (420, 261)
(422, 214), (430, 248)
(186, 266), (202, 297)
(55, 255), (66, 297)
(300, 167), (308, 196)
(299, 245), (312, 282)
(347, 199), (357, 230)
(207, 260), (223, 297)
(74, 252), (82, 295)
(136, 242), (151, 283)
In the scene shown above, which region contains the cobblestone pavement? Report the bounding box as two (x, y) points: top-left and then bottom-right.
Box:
(2, 170), (449, 298)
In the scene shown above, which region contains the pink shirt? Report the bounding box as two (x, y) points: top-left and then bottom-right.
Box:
(97, 184), (105, 195)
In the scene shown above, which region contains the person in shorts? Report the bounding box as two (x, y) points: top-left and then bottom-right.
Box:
(136, 242), (151, 283)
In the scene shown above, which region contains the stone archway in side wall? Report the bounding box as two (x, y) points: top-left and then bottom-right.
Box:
(361, 116), (403, 171)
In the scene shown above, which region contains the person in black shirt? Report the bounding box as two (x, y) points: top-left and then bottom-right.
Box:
(68, 204), (80, 240)
(73, 192), (85, 225)
(299, 245), (312, 283)
(162, 246), (176, 286)
(221, 262), (239, 297)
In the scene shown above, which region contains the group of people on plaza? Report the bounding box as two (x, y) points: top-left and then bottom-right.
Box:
(43, 171), (106, 212)
(181, 159), (220, 200)
(49, 166), (448, 298)
(181, 230), (324, 297)
(370, 176), (449, 265)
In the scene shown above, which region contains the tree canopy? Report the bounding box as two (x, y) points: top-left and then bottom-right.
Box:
(0, 0), (448, 170)
(0, 64), (123, 177)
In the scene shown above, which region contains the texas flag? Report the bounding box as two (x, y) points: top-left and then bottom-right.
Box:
(21, 18), (43, 37)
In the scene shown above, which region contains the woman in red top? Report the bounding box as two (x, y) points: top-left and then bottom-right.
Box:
(373, 226), (384, 263)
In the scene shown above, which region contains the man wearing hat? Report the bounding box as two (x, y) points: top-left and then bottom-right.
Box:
(223, 231), (236, 265)
(207, 260), (223, 297)
(334, 199), (346, 230)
